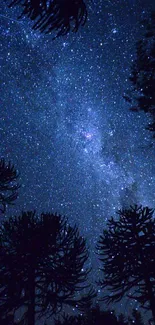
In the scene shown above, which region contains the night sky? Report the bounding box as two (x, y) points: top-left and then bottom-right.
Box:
(1, 0), (155, 318)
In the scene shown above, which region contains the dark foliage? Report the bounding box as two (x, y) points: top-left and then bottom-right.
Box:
(0, 158), (20, 213)
(84, 305), (118, 325)
(0, 211), (94, 324)
(54, 306), (119, 325)
(118, 314), (128, 325)
(124, 12), (155, 135)
(97, 205), (155, 322)
(54, 314), (86, 325)
(0, 314), (14, 325)
(53, 305), (144, 325)
(118, 309), (145, 325)
(128, 309), (144, 325)
(6, 0), (87, 38)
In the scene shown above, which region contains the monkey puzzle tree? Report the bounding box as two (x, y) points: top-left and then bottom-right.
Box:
(6, 0), (87, 38)
(124, 12), (155, 136)
(54, 306), (122, 325)
(53, 305), (145, 325)
(0, 211), (94, 324)
(0, 158), (20, 213)
(97, 205), (155, 323)
(128, 309), (144, 325)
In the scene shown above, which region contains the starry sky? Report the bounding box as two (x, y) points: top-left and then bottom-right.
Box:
(1, 0), (155, 317)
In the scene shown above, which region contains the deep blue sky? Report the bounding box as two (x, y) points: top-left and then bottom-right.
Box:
(1, 0), (155, 318)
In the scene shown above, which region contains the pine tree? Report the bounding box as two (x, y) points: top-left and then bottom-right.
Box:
(6, 0), (87, 38)
(0, 158), (20, 213)
(53, 306), (145, 325)
(124, 12), (155, 136)
(54, 306), (121, 325)
(131, 309), (144, 325)
(97, 205), (155, 323)
(118, 313), (128, 325)
(0, 211), (94, 324)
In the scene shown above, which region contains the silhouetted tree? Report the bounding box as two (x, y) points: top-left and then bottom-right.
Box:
(0, 211), (94, 324)
(118, 313), (128, 325)
(54, 314), (85, 325)
(0, 158), (20, 213)
(86, 305), (118, 325)
(6, 0), (87, 38)
(97, 205), (155, 323)
(0, 314), (15, 325)
(124, 12), (155, 135)
(54, 306), (121, 325)
(52, 305), (146, 325)
(128, 309), (144, 325)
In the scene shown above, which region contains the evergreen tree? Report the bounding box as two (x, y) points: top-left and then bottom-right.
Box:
(128, 309), (144, 325)
(0, 158), (20, 213)
(52, 307), (147, 325)
(0, 211), (94, 324)
(124, 12), (155, 136)
(118, 313), (128, 325)
(54, 307), (121, 325)
(48, 306), (146, 325)
(6, 0), (87, 38)
(54, 314), (85, 325)
(97, 205), (155, 323)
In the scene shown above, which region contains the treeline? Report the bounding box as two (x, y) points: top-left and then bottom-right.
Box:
(0, 159), (155, 324)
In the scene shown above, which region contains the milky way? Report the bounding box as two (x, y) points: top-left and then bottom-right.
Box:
(1, 0), (155, 316)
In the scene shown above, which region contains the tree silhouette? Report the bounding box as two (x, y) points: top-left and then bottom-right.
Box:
(54, 306), (122, 325)
(0, 158), (20, 213)
(6, 0), (87, 38)
(128, 309), (144, 325)
(0, 211), (94, 324)
(54, 314), (86, 325)
(118, 309), (144, 325)
(53, 305), (145, 325)
(118, 313), (128, 325)
(124, 12), (155, 136)
(97, 205), (155, 322)
(0, 314), (14, 325)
